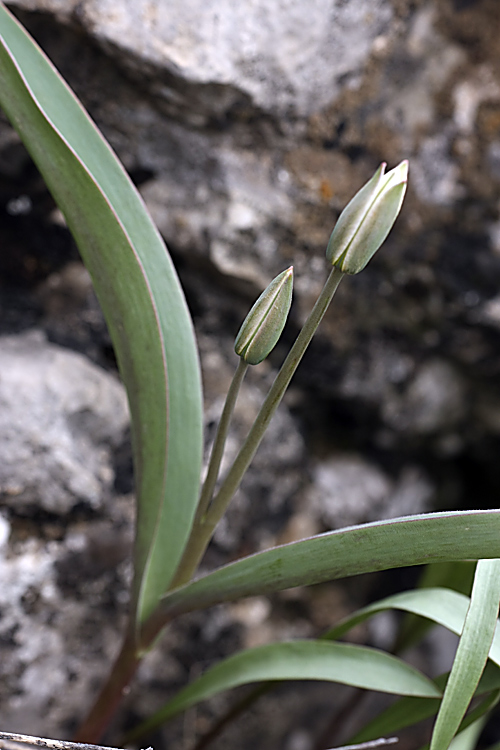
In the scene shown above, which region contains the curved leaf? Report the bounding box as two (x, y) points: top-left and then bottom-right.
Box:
(395, 561), (476, 654)
(125, 640), (441, 741)
(325, 585), (500, 669)
(0, 3), (203, 624)
(448, 714), (491, 750)
(430, 559), (500, 750)
(349, 684), (500, 748)
(151, 511), (500, 631)
(330, 583), (500, 745)
(325, 588), (477, 644)
(353, 664), (500, 743)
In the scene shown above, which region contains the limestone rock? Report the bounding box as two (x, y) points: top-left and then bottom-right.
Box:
(309, 457), (433, 529)
(8, 0), (393, 117)
(0, 330), (129, 513)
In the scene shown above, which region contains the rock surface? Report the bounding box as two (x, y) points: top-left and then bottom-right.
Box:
(7, 0), (393, 117)
(0, 330), (129, 513)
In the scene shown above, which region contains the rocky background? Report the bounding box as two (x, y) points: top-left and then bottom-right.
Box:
(1, 0), (500, 749)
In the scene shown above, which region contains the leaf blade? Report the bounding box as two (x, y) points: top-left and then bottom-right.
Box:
(324, 587), (472, 643)
(348, 640), (500, 742)
(430, 559), (500, 750)
(153, 511), (500, 628)
(125, 640), (441, 741)
(353, 684), (500, 747)
(0, 3), (203, 624)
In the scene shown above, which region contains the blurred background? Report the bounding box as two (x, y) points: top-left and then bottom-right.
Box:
(0, 1), (499, 749)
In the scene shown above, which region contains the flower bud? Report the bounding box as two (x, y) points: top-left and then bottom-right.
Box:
(234, 267), (293, 365)
(326, 160), (408, 274)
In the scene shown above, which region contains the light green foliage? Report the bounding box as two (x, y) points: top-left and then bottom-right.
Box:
(0, 6), (499, 748)
(157, 511), (500, 620)
(324, 587), (497, 647)
(127, 640), (440, 741)
(354, 678), (500, 745)
(430, 560), (500, 750)
(0, 3), (203, 627)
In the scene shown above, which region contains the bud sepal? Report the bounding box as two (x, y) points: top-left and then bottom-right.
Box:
(326, 160), (408, 274)
(234, 266), (293, 365)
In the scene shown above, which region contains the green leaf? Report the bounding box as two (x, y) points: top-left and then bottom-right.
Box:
(325, 585), (500, 745)
(324, 586), (500, 671)
(413, 691), (500, 750)
(448, 715), (489, 750)
(0, 3), (203, 625)
(417, 562), (476, 597)
(430, 559), (500, 750)
(152, 511), (500, 628)
(352, 658), (500, 742)
(427, 691), (500, 750)
(395, 562), (476, 653)
(324, 588), (476, 643)
(125, 640), (441, 742)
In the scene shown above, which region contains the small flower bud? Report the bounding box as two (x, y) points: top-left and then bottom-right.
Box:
(326, 160), (409, 274)
(234, 266), (293, 365)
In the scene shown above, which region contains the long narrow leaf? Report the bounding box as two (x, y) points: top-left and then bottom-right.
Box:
(395, 562), (476, 653)
(125, 640), (441, 742)
(150, 511), (500, 631)
(324, 587), (500, 658)
(327, 587), (500, 745)
(425, 691), (500, 750)
(352, 662), (500, 742)
(448, 715), (489, 750)
(430, 559), (500, 750)
(324, 587), (470, 642)
(0, 4), (203, 624)
(410, 692), (500, 750)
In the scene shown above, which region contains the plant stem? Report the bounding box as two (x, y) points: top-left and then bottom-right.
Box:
(169, 360), (248, 591)
(168, 266), (345, 587)
(72, 630), (142, 744)
(207, 266), (344, 526)
(197, 358), (248, 519)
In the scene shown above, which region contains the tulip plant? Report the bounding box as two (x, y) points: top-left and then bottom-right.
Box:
(1, 5), (500, 750)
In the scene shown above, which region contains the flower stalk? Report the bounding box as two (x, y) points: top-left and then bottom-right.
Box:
(171, 266), (345, 586)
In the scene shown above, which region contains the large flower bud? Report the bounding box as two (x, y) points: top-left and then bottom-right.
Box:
(326, 160), (408, 274)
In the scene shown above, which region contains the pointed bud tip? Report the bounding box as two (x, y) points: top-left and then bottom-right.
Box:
(387, 160), (409, 187)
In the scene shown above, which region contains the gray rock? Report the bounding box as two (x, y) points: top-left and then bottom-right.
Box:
(382, 359), (466, 436)
(309, 456), (433, 529)
(9, 0), (393, 117)
(0, 496), (134, 737)
(0, 331), (129, 513)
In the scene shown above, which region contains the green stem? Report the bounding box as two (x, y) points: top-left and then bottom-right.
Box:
(198, 358), (248, 519)
(169, 359), (248, 590)
(170, 266), (345, 586)
(206, 267), (344, 528)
